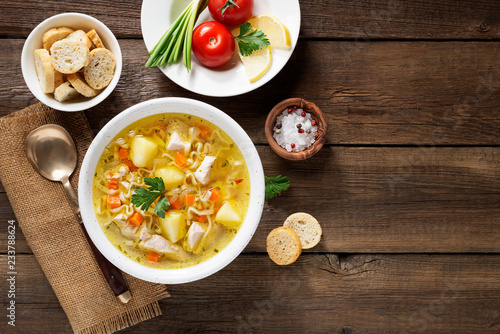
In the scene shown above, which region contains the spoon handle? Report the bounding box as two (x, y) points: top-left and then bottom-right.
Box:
(61, 177), (131, 304)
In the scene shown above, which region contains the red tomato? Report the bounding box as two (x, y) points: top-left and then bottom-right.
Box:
(209, 0), (254, 26)
(192, 21), (235, 68)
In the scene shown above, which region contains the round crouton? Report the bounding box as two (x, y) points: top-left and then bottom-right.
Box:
(50, 40), (89, 74)
(42, 27), (74, 51)
(67, 72), (100, 98)
(266, 227), (302, 265)
(83, 48), (116, 90)
(34, 49), (55, 93)
(283, 212), (322, 249)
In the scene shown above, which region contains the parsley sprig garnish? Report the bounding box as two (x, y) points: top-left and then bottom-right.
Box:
(265, 175), (290, 199)
(131, 177), (170, 218)
(235, 22), (270, 56)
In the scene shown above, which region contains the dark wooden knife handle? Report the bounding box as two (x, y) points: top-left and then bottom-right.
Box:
(80, 220), (131, 303)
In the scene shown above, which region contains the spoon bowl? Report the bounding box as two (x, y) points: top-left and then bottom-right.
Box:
(25, 124), (77, 182)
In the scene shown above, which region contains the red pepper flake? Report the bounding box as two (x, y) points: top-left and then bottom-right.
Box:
(301, 111), (306, 117)
(298, 129), (305, 133)
(235, 179), (244, 184)
(291, 143), (296, 149)
(311, 120), (316, 126)
(287, 108), (293, 114)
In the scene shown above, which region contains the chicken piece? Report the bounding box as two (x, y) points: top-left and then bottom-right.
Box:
(167, 131), (185, 151)
(121, 223), (139, 239)
(110, 164), (129, 179)
(139, 228), (152, 241)
(140, 234), (188, 260)
(194, 156), (216, 185)
(187, 222), (206, 251)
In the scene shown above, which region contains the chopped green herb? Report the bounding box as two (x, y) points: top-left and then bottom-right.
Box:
(265, 175), (290, 199)
(214, 249), (219, 253)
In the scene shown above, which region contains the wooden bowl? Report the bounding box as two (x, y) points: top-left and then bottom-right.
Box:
(265, 98), (327, 161)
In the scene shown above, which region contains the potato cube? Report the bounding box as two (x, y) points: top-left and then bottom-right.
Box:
(130, 136), (158, 169)
(154, 165), (185, 189)
(159, 210), (187, 243)
(215, 201), (241, 227)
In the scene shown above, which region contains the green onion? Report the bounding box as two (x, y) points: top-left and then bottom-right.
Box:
(145, 0), (209, 71)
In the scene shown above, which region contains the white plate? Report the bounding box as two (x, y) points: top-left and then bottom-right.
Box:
(141, 0), (301, 97)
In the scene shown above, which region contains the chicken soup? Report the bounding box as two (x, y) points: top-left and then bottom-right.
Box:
(92, 113), (250, 269)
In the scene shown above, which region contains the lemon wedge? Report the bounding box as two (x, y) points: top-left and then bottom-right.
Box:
(248, 14), (291, 50)
(238, 45), (271, 83)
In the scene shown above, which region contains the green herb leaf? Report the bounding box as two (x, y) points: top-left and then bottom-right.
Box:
(145, 176), (165, 193)
(217, 0), (239, 16)
(235, 22), (270, 57)
(265, 175), (290, 199)
(154, 195), (170, 218)
(131, 177), (169, 217)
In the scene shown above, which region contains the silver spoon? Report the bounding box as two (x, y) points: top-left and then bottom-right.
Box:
(25, 124), (131, 304)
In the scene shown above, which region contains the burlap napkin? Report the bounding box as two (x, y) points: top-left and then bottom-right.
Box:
(0, 103), (170, 334)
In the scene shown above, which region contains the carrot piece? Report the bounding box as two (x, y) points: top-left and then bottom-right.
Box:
(148, 252), (160, 263)
(129, 212), (143, 226)
(209, 188), (221, 202)
(199, 126), (209, 138)
(175, 152), (188, 167)
(118, 148), (128, 160)
(170, 197), (182, 210)
(196, 215), (207, 223)
(108, 179), (118, 190)
(235, 179), (244, 185)
(123, 159), (138, 172)
(214, 203), (222, 215)
(184, 194), (195, 206)
(106, 195), (121, 209)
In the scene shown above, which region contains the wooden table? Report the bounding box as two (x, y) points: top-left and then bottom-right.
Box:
(2, 1), (500, 333)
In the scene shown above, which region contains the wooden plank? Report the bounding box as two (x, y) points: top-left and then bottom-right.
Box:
(2, 253), (500, 333)
(2, 39), (500, 145)
(2, 146), (499, 254)
(1, 0), (500, 39)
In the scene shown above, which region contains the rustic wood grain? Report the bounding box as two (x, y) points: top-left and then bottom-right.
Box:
(2, 146), (499, 254)
(2, 253), (500, 333)
(2, 39), (499, 145)
(1, 0), (500, 39)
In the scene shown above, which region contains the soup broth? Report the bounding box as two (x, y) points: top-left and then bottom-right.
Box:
(92, 113), (250, 269)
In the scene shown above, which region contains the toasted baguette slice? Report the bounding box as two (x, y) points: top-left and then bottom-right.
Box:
(54, 70), (65, 89)
(283, 212), (322, 249)
(50, 40), (89, 74)
(65, 30), (92, 49)
(67, 72), (100, 97)
(86, 29), (105, 49)
(42, 27), (74, 52)
(83, 48), (116, 90)
(34, 49), (55, 93)
(266, 227), (302, 265)
(54, 82), (80, 102)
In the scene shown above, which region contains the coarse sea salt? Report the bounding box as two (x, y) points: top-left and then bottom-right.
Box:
(273, 107), (318, 152)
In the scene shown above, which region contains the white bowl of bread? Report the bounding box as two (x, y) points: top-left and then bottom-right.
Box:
(21, 13), (122, 112)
